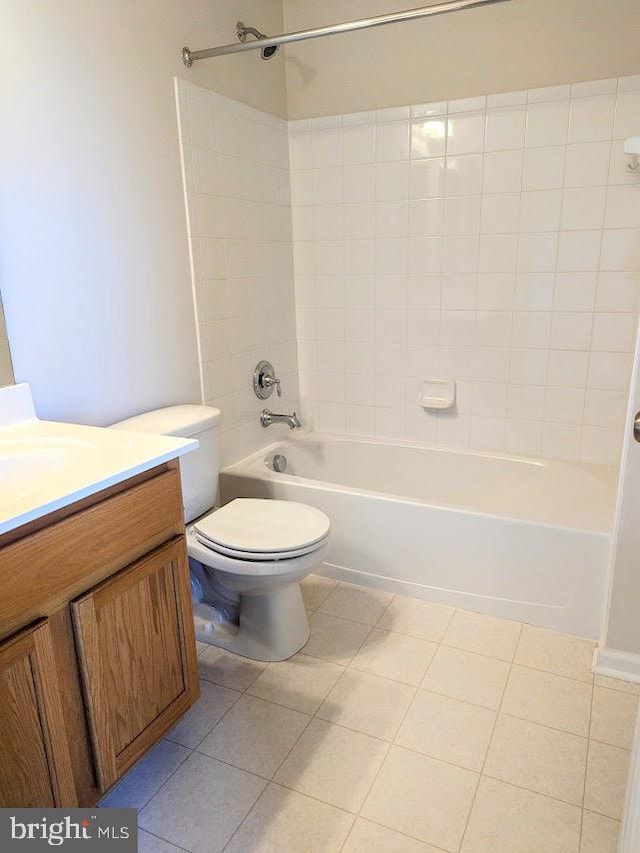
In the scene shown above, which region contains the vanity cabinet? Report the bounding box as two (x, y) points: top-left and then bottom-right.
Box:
(73, 538), (197, 790)
(0, 460), (198, 807)
(0, 620), (77, 808)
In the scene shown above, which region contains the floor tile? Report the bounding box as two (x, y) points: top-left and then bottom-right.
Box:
(166, 679), (239, 748)
(377, 596), (455, 642)
(514, 625), (594, 683)
(501, 665), (592, 736)
(198, 644), (266, 691)
(301, 574), (338, 611)
(342, 818), (443, 852)
(580, 810), (620, 853)
(318, 582), (393, 626)
(100, 740), (190, 809)
(274, 718), (388, 812)
(198, 694), (310, 778)
(590, 686), (639, 749)
(396, 690), (496, 771)
(484, 714), (587, 805)
(442, 610), (521, 661)
(351, 628), (437, 685)
(362, 745), (478, 851)
(594, 674), (640, 695)
(247, 653), (344, 714)
(138, 830), (184, 853)
(421, 645), (509, 710)
(461, 776), (581, 853)
(317, 668), (415, 740)
(195, 640), (208, 655)
(225, 783), (354, 853)
(304, 612), (371, 664)
(139, 752), (266, 853)
(584, 740), (631, 819)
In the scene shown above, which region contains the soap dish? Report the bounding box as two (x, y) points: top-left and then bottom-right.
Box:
(418, 379), (456, 411)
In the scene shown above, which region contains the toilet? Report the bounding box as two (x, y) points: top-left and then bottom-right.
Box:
(112, 405), (330, 661)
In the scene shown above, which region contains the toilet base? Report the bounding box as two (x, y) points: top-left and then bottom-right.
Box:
(196, 581), (310, 662)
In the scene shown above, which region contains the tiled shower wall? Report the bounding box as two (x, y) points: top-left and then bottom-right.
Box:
(176, 80), (298, 466)
(290, 77), (640, 464)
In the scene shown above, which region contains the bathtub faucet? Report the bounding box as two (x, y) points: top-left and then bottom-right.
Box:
(260, 409), (301, 430)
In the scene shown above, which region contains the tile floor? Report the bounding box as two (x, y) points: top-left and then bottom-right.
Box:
(101, 576), (639, 853)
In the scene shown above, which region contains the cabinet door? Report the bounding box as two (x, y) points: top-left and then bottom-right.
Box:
(0, 620), (77, 807)
(72, 538), (198, 791)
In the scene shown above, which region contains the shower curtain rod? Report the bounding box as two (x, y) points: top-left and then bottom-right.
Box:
(182, 0), (512, 67)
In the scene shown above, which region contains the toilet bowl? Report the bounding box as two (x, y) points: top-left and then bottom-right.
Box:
(187, 498), (330, 661)
(111, 406), (332, 663)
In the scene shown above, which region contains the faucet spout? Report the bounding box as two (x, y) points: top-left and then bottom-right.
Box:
(260, 409), (301, 430)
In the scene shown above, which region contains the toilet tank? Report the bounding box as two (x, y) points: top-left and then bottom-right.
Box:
(111, 405), (222, 522)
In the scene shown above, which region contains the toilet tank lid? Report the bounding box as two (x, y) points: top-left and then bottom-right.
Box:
(111, 405), (222, 438)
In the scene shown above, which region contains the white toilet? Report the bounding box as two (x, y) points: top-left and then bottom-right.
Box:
(112, 405), (330, 661)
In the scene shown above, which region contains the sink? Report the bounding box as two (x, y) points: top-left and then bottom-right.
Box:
(0, 437), (95, 501)
(0, 383), (196, 536)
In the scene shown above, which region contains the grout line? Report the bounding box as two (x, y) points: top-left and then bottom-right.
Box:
(139, 827), (192, 852)
(578, 676), (596, 850)
(458, 621), (522, 851)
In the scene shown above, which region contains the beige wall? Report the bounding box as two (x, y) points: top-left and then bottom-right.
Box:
(0, 1), (286, 425)
(283, 0), (640, 119)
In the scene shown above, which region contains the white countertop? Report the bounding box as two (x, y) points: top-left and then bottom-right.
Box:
(0, 385), (196, 536)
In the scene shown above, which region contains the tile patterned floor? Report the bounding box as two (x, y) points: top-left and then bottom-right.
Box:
(102, 576), (640, 853)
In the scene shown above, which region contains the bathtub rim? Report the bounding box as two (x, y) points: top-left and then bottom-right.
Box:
(222, 430), (616, 537)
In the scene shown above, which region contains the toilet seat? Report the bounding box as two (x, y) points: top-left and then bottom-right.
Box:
(188, 528), (331, 579)
(193, 498), (331, 561)
(194, 532), (330, 561)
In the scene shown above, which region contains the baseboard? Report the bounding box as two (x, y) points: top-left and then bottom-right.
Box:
(592, 647), (640, 684)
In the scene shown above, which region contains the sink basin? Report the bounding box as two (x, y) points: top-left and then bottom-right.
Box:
(0, 437), (95, 499)
(0, 383), (197, 537)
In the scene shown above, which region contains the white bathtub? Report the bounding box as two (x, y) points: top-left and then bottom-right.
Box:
(220, 434), (618, 638)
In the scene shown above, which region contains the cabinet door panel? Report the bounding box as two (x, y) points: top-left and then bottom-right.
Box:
(0, 621), (77, 807)
(72, 538), (198, 790)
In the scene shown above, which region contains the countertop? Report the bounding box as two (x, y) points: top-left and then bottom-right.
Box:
(0, 385), (196, 536)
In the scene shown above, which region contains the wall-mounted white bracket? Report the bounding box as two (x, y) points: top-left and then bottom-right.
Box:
(625, 137), (640, 173)
(418, 378), (456, 411)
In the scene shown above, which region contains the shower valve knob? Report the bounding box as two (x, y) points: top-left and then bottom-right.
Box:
(253, 360), (282, 399)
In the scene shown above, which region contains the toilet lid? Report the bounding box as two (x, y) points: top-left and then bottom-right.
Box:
(193, 499), (331, 555)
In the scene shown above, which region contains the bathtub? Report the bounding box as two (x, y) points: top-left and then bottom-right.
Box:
(220, 434), (618, 638)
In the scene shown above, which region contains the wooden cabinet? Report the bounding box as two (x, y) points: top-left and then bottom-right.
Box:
(0, 461), (199, 807)
(73, 539), (198, 790)
(0, 620), (77, 808)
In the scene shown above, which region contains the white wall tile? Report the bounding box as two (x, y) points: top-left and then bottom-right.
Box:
(288, 77), (637, 464)
(604, 186), (640, 229)
(376, 122), (410, 162)
(483, 150), (524, 194)
(447, 113), (486, 155)
(485, 107), (527, 152)
(342, 124), (375, 165)
(522, 147), (565, 190)
(613, 91), (640, 139)
(410, 159), (445, 199)
(520, 190), (562, 232)
(525, 101), (570, 148)
(410, 118), (447, 159)
(564, 142), (612, 188)
(561, 187), (607, 230)
(557, 230), (601, 271)
(481, 194), (521, 234)
(568, 95), (616, 143)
